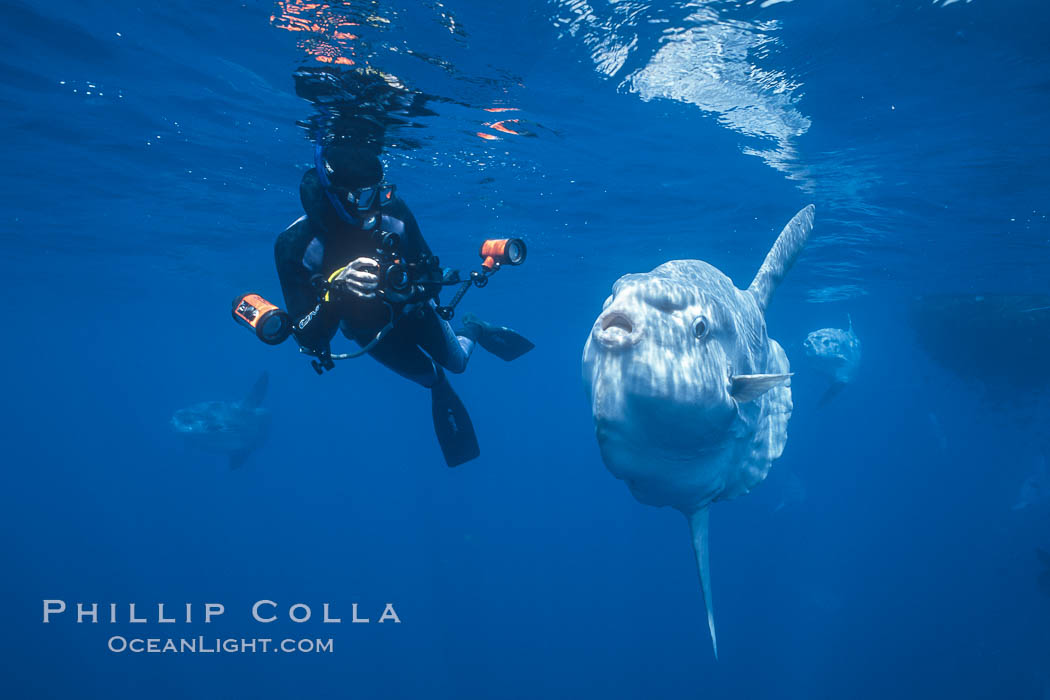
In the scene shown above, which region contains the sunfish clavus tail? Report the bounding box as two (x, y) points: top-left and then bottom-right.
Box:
(689, 508), (716, 657)
(689, 204), (813, 657)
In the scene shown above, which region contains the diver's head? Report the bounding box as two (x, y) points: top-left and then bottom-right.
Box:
(314, 144), (395, 230)
(318, 144), (383, 191)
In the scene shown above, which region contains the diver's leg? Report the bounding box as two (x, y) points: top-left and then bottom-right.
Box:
(413, 301), (474, 374)
(352, 319), (442, 388)
(352, 318), (479, 466)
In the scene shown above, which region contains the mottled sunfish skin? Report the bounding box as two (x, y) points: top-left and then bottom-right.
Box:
(582, 205), (815, 657)
(803, 316), (861, 404)
(171, 372), (270, 469)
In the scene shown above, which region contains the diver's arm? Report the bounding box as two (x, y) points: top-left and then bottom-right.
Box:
(274, 225), (337, 355)
(289, 299), (338, 356)
(391, 199), (433, 259)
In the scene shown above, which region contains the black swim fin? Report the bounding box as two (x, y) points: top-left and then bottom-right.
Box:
(460, 313), (535, 362)
(431, 374), (480, 467)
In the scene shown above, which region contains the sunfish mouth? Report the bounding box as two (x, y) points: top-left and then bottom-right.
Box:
(593, 310), (643, 350)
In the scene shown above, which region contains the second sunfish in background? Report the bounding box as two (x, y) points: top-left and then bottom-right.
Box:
(1013, 456), (1048, 511)
(802, 315), (861, 405)
(1038, 549), (1050, 599)
(171, 372), (271, 470)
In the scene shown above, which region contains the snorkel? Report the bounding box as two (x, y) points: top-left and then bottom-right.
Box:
(315, 143), (370, 228)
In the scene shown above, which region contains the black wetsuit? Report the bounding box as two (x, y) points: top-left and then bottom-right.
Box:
(274, 169), (470, 387)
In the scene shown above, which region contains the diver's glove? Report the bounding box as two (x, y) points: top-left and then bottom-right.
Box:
(330, 257), (381, 299)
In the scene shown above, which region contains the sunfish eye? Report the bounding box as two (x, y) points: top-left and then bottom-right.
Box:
(692, 316), (709, 339)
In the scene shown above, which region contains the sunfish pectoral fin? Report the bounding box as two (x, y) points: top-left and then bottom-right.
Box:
(731, 373), (793, 402)
(687, 508), (717, 659)
(747, 204), (815, 313)
(243, 371), (269, 408)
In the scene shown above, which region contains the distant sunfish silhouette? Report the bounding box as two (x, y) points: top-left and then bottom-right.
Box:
(802, 315), (861, 405)
(1013, 457), (1047, 511)
(171, 372), (270, 469)
(772, 468), (808, 514)
(1038, 549), (1050, 599)
(582, 205), (815, 657)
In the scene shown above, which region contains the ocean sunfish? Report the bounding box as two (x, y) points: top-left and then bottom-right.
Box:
(1013, 456), (1047, 511)
(582, 205), (815, 656)
(772, 468), (808, 514)
(171, 372), (271, 469)
(802, 315), (861, 404)
(911, 294), (1050, 391)
(1038, 549), (1050, 599)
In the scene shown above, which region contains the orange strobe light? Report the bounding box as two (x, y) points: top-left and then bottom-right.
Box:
(480, 238), (527, 270)
(232, 293), (292, 345)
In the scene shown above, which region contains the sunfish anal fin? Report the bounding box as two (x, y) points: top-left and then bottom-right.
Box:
(687, 507), (718, 659)
(731, 373), (792, 402)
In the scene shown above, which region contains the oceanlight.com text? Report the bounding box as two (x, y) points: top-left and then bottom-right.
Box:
(107, 636), (335, 654)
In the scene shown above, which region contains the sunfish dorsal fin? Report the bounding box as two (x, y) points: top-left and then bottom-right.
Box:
(747, 205), (815, 313)
(243, 371), (269, 408)
(687, 508), (718, 659)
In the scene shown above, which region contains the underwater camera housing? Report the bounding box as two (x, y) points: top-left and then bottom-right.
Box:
(370, 228), (411, 295)
(369, 237), (529, 319)
(366, 227), (443, 299)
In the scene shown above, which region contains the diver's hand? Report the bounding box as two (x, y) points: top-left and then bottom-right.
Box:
(334, 257), (380, 298)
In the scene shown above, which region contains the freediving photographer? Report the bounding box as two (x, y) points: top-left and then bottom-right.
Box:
(268, 144), (533, 466)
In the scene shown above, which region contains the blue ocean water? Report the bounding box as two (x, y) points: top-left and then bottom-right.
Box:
(2, 0), (1049, 697)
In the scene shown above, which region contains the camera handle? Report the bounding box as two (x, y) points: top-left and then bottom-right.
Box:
(436, 267), (495, 321)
